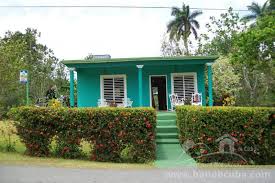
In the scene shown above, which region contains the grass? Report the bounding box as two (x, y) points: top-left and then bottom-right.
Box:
(0, 120), (153, 169)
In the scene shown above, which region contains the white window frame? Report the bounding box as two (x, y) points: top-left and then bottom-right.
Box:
(100, 74), (127, 103)
(171, 72), (198, 100)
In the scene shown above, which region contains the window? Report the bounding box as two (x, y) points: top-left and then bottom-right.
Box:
(101, 75), (126, 104)
(172, 73), (197, 101)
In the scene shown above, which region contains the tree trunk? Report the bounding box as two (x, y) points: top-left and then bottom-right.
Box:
(183, 38), (189, 56)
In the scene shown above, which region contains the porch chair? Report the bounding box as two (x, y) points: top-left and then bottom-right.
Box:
(191, 93), (202, 106)
(97, 98), (108, 107)
(169, 93), (184, 111)
(117, 98), (133, 108)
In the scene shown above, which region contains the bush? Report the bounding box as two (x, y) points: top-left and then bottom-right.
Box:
(9, 107), (156, 162)
(176, 106), (275, 165)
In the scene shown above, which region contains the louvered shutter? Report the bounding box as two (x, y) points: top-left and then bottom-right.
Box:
(102, 76), (125, 103)
(114, 77), (124, 104)
(172, 74), (196, 101)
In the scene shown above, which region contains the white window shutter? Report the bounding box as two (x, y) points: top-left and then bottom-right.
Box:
(114, 77), (124, 104)
(173, 74), (196, 101)
(103, 78), (114, 102)
(103, 76), (125, 103)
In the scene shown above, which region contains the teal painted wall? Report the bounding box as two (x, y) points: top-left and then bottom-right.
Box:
(76, 64), (206, 109)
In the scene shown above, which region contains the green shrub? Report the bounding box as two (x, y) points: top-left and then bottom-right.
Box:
(176, 106), (275, 165)
(9, 107), (156, 162)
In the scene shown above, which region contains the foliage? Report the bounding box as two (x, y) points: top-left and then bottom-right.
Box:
(212, 57), (241, 105)
(0, 121), (17, 152)
(9, 107), (156, 163)
(231, 13), (275, 106)
(47, 99), (62, 108)
(160, 35), (183, 56)
(0, 28), (68, 117)
(167, 3), (202, 55)
(242, 1), (269, 23)
(196, 8), (246, 56)
(176, 106), (275, 164)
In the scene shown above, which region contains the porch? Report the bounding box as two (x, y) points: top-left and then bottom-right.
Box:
(63, 56), (217, 109)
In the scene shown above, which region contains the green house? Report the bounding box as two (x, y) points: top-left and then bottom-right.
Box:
(62, 56), (217, 110)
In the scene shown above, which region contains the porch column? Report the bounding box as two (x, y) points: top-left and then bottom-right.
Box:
(137, 65), (144, 107)
(206, 63), (213, 106)
(69, 68), (75, 107)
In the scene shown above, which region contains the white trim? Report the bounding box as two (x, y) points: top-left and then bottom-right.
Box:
(69, 67), (76, 71)
(136, 65), (144, 69)
(100, 74), (127, 103)
(171, 72), (198, 99)
(206, 62), (214, 66)
(149, 75), (168, 111)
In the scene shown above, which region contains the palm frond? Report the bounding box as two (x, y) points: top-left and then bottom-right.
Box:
(191, 26), (198, 39)
(171, 7), (181, 16)
(190, 20), (200, 29)
(247, 2), (262, 15)
(189, 10), (203, 20)
(167, 19), (177, 32)
(241, 14), (257, 21)
(262, 0), (269, 11)
(186, 5), (190, 17)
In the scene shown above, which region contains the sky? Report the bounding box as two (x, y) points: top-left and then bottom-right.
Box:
(0, 0), (267, 60)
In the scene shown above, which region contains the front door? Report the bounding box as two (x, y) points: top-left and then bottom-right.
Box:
(150, 76), (167, 110)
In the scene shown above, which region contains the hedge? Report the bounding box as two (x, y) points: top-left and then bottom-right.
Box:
(9, 107), (156, 163)
(176, 106), (275, 165)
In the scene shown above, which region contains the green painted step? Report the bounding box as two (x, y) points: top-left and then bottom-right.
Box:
(156, 125), (178, 133)
(156, 138), (179, 144)
(155, 112), (196, 168)
(157, 133), (178, 139)
(157, 112), (176, 120)
(155, 144), (196, 168)
(157, 119), (176, 126)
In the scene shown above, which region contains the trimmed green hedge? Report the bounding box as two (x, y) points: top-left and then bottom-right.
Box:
(176, 106), (275, 165)
(9, 107), (156, 163)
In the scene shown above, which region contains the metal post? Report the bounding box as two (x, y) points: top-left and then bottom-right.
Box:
(69, 68), (75, 107)
(207, 63), (213, 106)
(137, 65), (144, 107)
(26, 80), (29, 105)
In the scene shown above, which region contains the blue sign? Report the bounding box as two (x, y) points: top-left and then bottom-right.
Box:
(20, 70), (28, 84)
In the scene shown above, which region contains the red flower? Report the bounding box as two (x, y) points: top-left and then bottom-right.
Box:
(201, 149), (208, 154)
(207, 137), (213, 142)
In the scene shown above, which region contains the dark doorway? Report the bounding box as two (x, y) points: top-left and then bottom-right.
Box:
(150, 76), (167, 110)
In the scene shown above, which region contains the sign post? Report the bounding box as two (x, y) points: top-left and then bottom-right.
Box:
(20, 70), (29, 105)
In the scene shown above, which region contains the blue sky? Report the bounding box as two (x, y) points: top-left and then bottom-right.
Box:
(0, 0), (266, 60)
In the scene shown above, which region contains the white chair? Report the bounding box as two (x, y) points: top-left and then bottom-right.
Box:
(125, 98), (133, 108)
(117, 98), (133, 108)
(97, 98), (108, 107)
(169, 94), (184, 111)
(191, 93), (202, 106)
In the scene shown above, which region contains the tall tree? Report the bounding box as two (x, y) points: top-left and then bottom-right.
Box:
(242, 1), (269, 22)
(0, 28), (67, 111)
(167, 3), (202, 55)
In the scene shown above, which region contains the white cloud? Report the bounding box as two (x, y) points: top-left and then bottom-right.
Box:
(0, 0), (267, 59)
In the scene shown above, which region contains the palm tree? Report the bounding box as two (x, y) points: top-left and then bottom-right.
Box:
(167, 3), (202, 55)
(242, 1), (269, 22)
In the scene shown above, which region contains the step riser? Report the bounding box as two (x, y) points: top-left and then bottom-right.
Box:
(157, 127), (178, 133)
(157, 120), (176, 126)
(157, 135), (178, 139)
(157, 116), (176, 120)
(157, 141), (179, 144)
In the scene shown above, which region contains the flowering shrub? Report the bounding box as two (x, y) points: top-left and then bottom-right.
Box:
(176, 106), (275, 165)
(9, 107), (156, 162)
